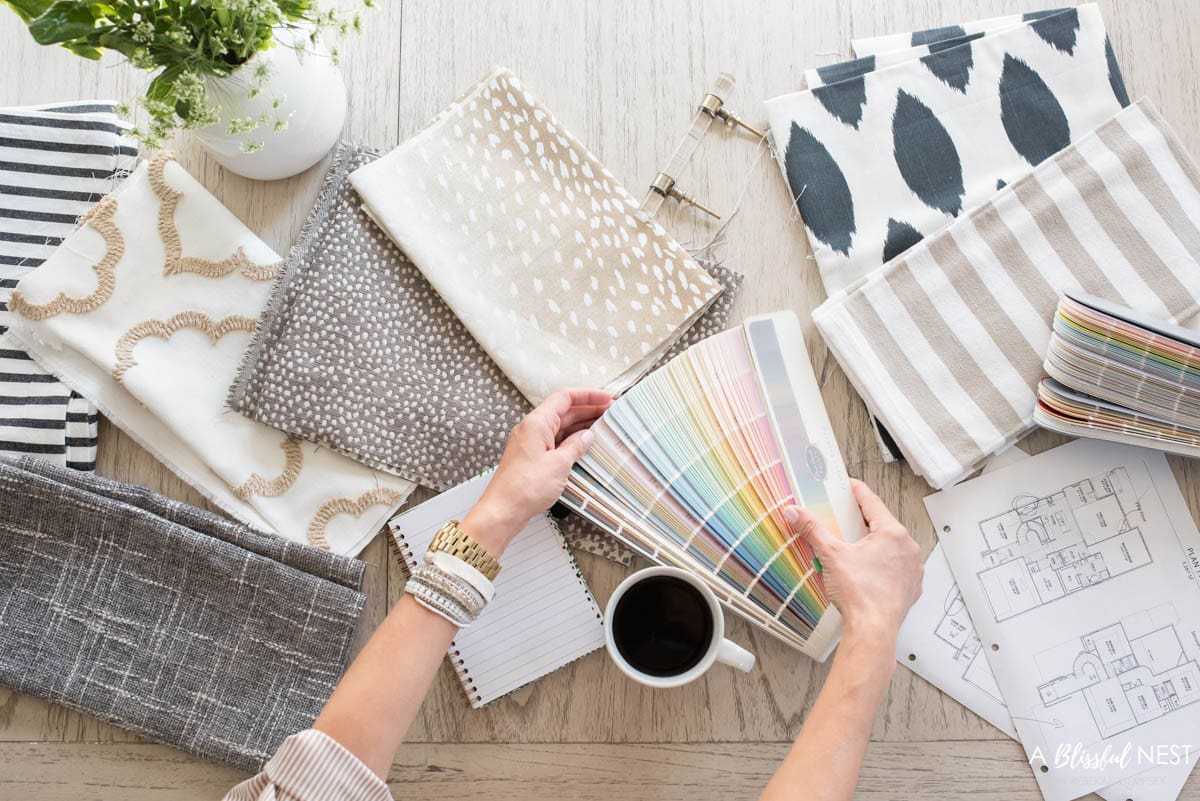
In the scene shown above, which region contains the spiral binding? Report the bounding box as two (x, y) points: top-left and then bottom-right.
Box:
(546, 514), (605, 623)
(385, 527), (414, 569)
(386, 525), (481, 705)
(386, 507), (606, 706)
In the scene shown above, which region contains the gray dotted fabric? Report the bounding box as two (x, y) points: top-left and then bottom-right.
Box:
(230, 144), (528, 490)
(230, 143), (743, 563)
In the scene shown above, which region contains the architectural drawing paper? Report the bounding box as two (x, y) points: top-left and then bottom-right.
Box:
(927, 440), (1200, 801)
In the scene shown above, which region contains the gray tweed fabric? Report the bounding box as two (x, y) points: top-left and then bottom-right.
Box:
(0, 455), (366, 772)
(229, 143), (743, 564)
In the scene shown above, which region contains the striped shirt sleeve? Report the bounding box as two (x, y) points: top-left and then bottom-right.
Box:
(223, 729), (393, 801)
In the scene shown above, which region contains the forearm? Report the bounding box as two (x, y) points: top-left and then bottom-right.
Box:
(313, 505), (512, 780)
(759, 625), (896, 801)
(313, 595), (458, 778)
(230, 391), (606, 798)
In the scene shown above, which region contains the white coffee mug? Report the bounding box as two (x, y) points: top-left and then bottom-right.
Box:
(604, 565), (756, 688)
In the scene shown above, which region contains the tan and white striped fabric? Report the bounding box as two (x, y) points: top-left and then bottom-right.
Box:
(223, 730), (391, 801)
(814, 100), (1200, 489)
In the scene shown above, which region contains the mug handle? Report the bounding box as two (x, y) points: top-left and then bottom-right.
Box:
(716, 638), (756, 672)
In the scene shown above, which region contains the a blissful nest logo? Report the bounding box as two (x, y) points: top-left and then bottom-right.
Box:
(1030, 743), (1193, 772)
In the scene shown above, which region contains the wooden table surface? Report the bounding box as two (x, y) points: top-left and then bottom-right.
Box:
(3, 1), (1200, 798)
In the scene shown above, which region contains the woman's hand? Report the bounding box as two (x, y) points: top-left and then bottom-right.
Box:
(460, 388), (612, 556)
(762, 482), (922, 801)
(783, 479), (923, 646)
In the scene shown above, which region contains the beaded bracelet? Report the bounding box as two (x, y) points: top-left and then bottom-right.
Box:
(415, 564), (486, 618)
(405, 576), (474, 627)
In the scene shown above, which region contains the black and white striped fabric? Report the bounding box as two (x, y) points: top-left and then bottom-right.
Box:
(0, 101), (136, 469)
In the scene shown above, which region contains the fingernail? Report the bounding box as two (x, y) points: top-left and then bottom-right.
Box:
(581, 430), (595, 447)
(783, 506), (801, 525)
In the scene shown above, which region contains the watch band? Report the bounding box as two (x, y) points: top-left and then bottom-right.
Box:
(427, 551), (496, 603)
(429, 520), (502, 580)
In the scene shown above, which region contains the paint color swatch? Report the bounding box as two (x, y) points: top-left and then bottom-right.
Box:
(1036, 291), (1200, 456)
(560, 312), (865, 660)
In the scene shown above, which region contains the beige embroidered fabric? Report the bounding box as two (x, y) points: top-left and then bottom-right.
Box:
(8, 196), (123, 320)
(349, 67), (724, 406)
(150, 155), (282, 280)
(7, 153), (413, 555)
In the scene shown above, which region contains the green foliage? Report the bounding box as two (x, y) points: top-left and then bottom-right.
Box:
(4, 0), (54, 22)
(2, 0), (370, 148)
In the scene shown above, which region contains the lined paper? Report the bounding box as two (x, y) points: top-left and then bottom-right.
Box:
(388, 473), (605, 707)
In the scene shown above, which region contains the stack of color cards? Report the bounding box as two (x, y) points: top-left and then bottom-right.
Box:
(559, 312), (866, 660)
(1036, 291), (1200, 457)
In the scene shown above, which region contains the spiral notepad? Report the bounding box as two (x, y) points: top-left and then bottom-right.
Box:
(559, 312), (865, 661)
(388, 473), (605, 707)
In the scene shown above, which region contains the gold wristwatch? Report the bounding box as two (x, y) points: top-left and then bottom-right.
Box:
(429, 520), (502, 580)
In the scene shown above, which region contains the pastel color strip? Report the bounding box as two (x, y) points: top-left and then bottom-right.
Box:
(571, 323), (836, 637)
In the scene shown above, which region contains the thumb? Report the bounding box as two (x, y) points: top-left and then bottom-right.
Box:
(555, 427), (595, 465)
(783, 505), (839, 558)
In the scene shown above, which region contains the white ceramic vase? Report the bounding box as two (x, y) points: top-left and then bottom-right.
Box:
(196, 25), (347, 181)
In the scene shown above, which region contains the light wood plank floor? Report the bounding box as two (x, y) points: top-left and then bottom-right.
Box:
(2, 1), (1200, 798)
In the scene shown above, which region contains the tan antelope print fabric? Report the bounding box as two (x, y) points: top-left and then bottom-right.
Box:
(232, 144), (744, 564)
(350, 67), (724, 406)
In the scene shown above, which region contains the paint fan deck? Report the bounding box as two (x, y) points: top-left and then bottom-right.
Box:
(560, 312), (865, 660)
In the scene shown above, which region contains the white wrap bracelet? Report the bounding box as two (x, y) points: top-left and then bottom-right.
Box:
(427, 550), (497, 603)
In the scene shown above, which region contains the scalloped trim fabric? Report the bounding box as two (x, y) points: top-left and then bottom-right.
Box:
(7, 153), (412, 555)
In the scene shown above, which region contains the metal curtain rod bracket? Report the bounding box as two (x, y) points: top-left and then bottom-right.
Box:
(638, 72), (766, 223)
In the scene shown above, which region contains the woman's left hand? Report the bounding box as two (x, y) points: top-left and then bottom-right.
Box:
(460, 388), (612, 555)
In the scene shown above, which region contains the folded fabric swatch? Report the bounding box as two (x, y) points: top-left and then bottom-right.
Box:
(230, 144), (530, 491)
(807, 32), (993, 90)
(1, 102), (137, 469)
(349, 67), (723, 406)
(0, 455), (366, 772)
(230, 144), (742, 564)
(766, 5), (1129, 296)
(814, 101), (1200, 489)
(234, 143), (745, 488)
(851, 7), (1074, 56)
(808, 8), (1084, 89)
(7, 153), (413, 555)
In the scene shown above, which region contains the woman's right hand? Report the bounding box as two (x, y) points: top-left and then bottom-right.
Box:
(460, 388), (611, 557)
(783, 480), (923, 644)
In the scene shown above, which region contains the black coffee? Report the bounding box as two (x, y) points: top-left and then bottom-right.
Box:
(611, 575), (714, 677)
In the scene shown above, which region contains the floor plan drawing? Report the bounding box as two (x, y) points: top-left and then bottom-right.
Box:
(933, 581), (1006, 704)
(929, 441), (1200, 801)
(975, 467), (1153, 621)
(894, 544), (1018, 740)
(1035, 610), (1200, 739)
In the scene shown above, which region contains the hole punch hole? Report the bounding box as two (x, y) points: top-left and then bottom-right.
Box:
(1040, 765), (1049, 773)
(908, 653), (916, 661)
(942, 524), (951, 533)
(991, 643), (999, 651)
